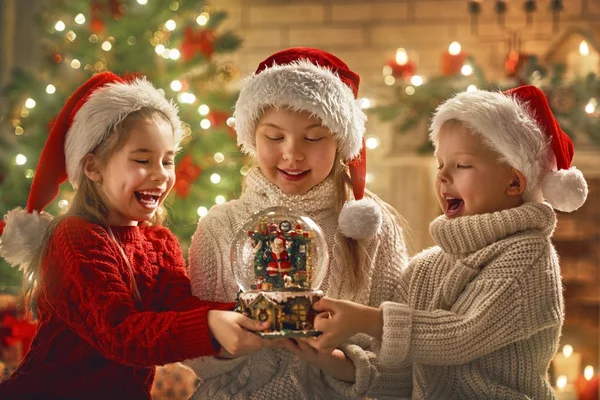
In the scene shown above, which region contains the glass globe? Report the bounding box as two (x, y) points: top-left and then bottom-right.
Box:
(231, 206), (329, 293)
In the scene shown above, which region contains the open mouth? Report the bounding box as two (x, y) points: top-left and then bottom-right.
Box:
(279, 169), (309, 181)
(134, 190), (162, 209)
(445, 195), (464, 217)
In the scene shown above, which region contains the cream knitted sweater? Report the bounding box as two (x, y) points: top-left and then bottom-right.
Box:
(375, 202), (563, 399)
(185, 168), (409, 399)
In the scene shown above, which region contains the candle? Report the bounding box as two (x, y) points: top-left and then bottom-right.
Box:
(576, 366), (599, 400)
(441, 42), (467, 76)
(555, 375), (578, 400)
(554, 345), (582, 383)
(383, 48), (416, 81)
(566, 41), (600, 80)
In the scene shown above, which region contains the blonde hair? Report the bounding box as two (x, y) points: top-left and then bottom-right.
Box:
(22, 108), (177, 315)
(332, 155), (408, 292)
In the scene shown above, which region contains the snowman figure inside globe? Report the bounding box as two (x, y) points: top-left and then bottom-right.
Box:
(231, 207), (329, 338)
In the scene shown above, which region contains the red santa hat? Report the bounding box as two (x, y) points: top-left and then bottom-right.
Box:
(233, 47), (381, 239)
(0, 72), (183, 269)
(430, 85), (588, 212)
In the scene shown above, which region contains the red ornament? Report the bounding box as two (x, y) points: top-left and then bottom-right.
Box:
(181, 26), (215, 61)
(174, 154), (202, 198)
(208, 111), (230, 128)
(90, 1), (123, 33)
(504, 50), (531, 77)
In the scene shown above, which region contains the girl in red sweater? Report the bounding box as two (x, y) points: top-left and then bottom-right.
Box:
(0, 72), (273, 399)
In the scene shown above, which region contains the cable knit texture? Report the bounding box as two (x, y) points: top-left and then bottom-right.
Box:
(377, 202), (563, 399)
(0, 217), (233, 400)
(185, 168), (410, 399)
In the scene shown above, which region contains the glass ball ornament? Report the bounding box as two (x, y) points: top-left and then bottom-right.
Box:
(231, 206), (329, 293)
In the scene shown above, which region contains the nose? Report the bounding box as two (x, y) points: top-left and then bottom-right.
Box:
(437, 166), (451, 184)
(151, 163), (169, 182)
(282, 139), (304, 162)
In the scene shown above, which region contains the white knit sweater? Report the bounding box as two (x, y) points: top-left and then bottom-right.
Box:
(185, 168), (409, 399)
(376, 202), (563, 399)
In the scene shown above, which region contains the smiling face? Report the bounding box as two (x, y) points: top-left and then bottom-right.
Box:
(434, 121), (525, 219)
(255, 108), (338, 195)
(84, 116), (176, 226)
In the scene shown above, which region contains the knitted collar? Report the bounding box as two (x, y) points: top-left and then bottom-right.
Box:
(430, 202), (556, 255)
(243, 167), (337, 215)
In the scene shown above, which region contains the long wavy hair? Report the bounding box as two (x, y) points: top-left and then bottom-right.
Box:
(22, 108), (177, 316)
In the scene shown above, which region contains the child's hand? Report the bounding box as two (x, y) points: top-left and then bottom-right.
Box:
(207, 310), (283, 357)
(282, 338), (355, 383)
(309, 297), (383, 353)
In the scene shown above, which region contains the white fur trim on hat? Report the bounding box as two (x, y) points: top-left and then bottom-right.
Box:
(541, 167), (588, 212)
(430, 90), (551, 203)
(0, 208), (53, 270)
(338, 198), (382, 239)
(233, 60), (367, 161)
(65, 77), (183, 188)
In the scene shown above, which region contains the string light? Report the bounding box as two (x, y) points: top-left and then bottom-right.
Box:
(169, 49), (180, 60)
(101, 41), (112, 51)
(74, 14), (85, 24)
(197, 206), (208, 217)
(384, 76), (395, 86)
(15, 154), (27, 165)
(405, 86), (415, 95)
(25, 169), (34, 179)
(179, 92), (196, 104)
(200, 119), (211, 129)
(410, 75), (423, 86)
(170, 80), (182, 91)
(448, 41), (462, 56)
(127, 36), (137, 45)
(196, 12), (209, 25)
(210, 173), (221, 184)
(14, 126), (24, 136)
(25, 98), (36, 109)
(71, 59), (81, 69)
(155, 44), (165, 55)
(585, 98), (597, 114)
(359, 98), (372, 109)
(55, 21), (66, 31)
(214, 152), (225, 163)
(215, 195), (226, 204)
(137, 0), (148, 4)
(366, 137), (380, 149)
(58, 199), (69, 209)
(46, 84), (56, 94)
(226, 117), (235, 127)
(461, 64), (473, 76)
(467, 84), (477, 92)
(66, 31), (76, 42)
(165, 20), (176, 31)
(198, 104), (210, 115)
(240, 165), (250, 176)
(365, 172), (374, 184)
(89, 34), (99, 43)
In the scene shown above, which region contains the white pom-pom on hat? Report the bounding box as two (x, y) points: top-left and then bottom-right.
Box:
(339, 198), (382, 239)
(0, 208), (53, 269)
(541, 167), (588, 212)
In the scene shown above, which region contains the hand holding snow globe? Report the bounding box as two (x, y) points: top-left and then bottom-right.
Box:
(231, 206), (329, 338)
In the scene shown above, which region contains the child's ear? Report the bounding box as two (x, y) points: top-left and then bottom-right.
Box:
(83, 154), (103, 183)
(506, 168), (527, 196)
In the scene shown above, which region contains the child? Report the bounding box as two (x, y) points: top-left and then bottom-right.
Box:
(308, 85), (589, 399)
(185, 47), (410, 399)
(0, 72), (272, 399)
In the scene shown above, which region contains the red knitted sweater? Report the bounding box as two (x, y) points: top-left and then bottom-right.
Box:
(0, 217), (233, 400)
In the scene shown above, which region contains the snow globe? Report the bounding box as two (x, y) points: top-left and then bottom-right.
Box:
(231, 206), (329, 338)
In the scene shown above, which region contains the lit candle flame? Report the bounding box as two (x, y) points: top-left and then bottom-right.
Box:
(562, 344), (573, 358)
(449, 42), (462, 56)
(556, 375), (567, 389)
(396, 48), (408, 65)
(584, 365), (594, 381)
(580, 41), (590, 56)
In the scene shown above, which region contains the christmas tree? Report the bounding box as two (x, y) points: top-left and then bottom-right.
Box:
(0, 0), (245, 288)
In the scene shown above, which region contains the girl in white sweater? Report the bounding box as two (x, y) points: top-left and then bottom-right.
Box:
(308, 85), (589, 399)
(185, 47), (410, 399)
